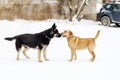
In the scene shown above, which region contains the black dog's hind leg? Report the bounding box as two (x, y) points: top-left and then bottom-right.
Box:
(22, 47), (30, 59)
(15, 40), (22, 60)
(38, 49), (42, 62)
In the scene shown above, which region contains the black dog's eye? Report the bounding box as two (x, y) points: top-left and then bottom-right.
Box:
(54, 29), (57, 32)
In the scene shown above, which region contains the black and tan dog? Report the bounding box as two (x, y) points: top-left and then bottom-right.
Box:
(5, 23), (61, 62)
(62, 30), (100, 62)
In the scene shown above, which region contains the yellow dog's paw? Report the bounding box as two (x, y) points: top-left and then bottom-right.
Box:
(38, 60), (42, 62)
(69, 59), (73, 62)
(90, 58), (95, 62)
(45, 59), (49, 61)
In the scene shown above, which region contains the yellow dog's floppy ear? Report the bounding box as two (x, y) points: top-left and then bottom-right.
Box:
(69, 31), (73, 36)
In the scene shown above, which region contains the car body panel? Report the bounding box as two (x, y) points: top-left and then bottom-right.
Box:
(97, 2), (120, 24)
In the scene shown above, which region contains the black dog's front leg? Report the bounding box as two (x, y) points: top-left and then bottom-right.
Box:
(43, 46), (49, 61)
(38, 49), (42, 62)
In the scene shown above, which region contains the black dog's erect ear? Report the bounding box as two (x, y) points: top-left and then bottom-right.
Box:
(52, 23), (56, 30)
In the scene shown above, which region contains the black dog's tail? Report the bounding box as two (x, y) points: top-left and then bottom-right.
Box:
(5, 36), (17, 41)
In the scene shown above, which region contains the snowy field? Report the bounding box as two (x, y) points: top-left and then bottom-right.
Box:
(0, 19), (120, 80)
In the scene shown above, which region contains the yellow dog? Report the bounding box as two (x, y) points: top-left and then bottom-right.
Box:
(62, 30), (100, 62)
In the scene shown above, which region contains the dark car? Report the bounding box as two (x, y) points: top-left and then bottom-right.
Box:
(97, 1), (120, 27)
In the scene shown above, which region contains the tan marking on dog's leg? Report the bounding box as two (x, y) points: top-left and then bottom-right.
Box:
(16, 53), (19, 60)
(38, 49), (42, 62)
(43, 46), (49, 61)
(22, 48), (30, 59)
(16, 49), (21, 60)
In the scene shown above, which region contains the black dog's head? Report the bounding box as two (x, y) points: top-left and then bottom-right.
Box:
(45, 23), (61, 38)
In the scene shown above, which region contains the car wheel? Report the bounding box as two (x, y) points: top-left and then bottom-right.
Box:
(101, 16), (111, 26)
(115, 23), (120, 27)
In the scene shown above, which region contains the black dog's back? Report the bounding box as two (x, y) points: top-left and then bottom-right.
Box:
(18, 34), (39, 48)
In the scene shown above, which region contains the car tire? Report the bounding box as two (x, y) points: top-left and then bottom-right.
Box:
(101, 16), (111, 26)
(115, 23), (120, 27)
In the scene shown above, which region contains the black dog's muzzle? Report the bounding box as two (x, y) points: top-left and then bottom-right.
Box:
(56, 33), (62, 37)
(54, 33), (61, 37)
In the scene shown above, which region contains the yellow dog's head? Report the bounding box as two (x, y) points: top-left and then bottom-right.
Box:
(61, 30), (73, 37)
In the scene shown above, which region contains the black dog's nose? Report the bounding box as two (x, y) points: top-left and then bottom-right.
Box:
(58, 33), (62, 37)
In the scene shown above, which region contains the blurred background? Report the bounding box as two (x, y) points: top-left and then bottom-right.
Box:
(0, 0), (119, 21)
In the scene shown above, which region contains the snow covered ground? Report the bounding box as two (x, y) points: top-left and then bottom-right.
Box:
(0, 19), (120, 80)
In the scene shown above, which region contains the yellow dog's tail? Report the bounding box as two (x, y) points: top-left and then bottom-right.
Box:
(94, 30), (100, 40)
